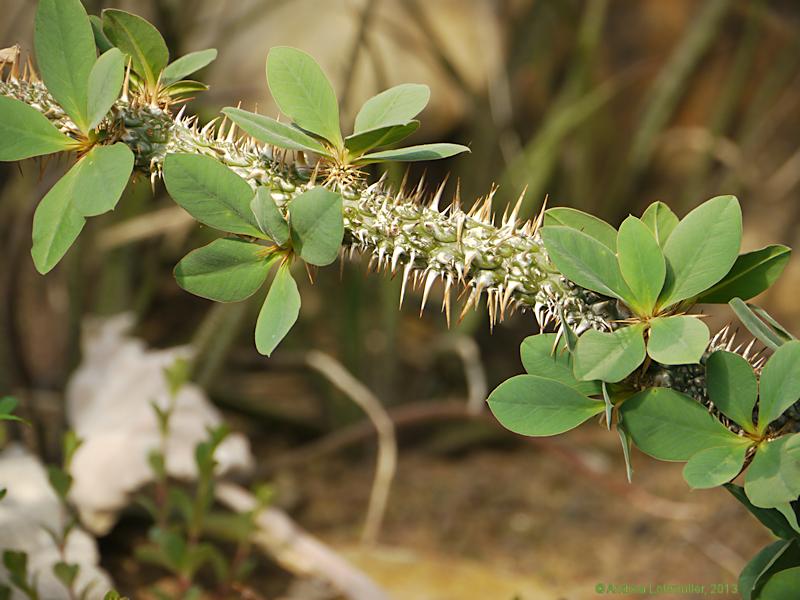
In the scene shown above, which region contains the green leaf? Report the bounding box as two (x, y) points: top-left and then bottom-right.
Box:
(697, 245), (791, 304)
(620, 387), (745, 461)
(519, 333), (601, 396)
(34, 0), (96, 132)
(163, 154), (262, 237)
(745, 435), (800, 508)
(87, 48), (125, 131)
(573, 325), (646, 383)
(354, 83), (430, 133)
(616, 216), (665, 314)
(658, 195), (742, 308)
(255, 264), (301, 356)
(89, 15), (114, 53)
(487, 375), (604, 437)
(640, 201), (678, 248)
(543, 207), (618, 250)
(540, 226), (632, 300)
(266, 46), (342, 147)
(161, 80), (208, 99)
(0, 96), (73, 161)
(559, 307), (578, 353)
(251, 188), (289, 246)
(601, 381), (613, 430)
(102, 9), (169, 89)
(776, 504), (800, 536)
(345, 122), (420, 156)
(174, 239), (275, 302)
(706, 350), (758, 433)
(53, 562), (79, 588)
(32, 143), (134, 273)
(759, 567), (800, 599)
(221, 108), (331, 156)
(162, 49), (218, 86)
(730, 298), (794, 351)
(739, 540), (794, 600)
(725, 484), (800, 540)
(0, 397), (25, 424)
(756, 341), (800, 432)
(356, 143), (470, 164)
(646, 315), (709, 365)
(47, 465), (73, 500)
(617, 420), (634, 482)
(288, 188), (344, 266)
(682, 444), (749, 489)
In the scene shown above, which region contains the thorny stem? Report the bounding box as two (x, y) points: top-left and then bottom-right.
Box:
(2, 76), (797, 431)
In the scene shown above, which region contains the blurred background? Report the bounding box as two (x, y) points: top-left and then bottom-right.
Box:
(1, 0), (800, 598)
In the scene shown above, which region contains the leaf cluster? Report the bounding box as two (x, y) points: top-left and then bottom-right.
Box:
(223, 46), (470, 170)
(541, 196), (789, 383)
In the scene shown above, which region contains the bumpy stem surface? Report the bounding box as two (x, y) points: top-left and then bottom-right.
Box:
(7, 76), (798, 433)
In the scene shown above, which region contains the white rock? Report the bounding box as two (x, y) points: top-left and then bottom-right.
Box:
(0, 445), (113, 600)
(66, 314), (254, 534)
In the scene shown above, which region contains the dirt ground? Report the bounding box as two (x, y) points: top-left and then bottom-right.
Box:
(282, 422), (772, 600)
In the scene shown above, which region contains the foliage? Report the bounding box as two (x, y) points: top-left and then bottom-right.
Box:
(223, 46), (469, 169)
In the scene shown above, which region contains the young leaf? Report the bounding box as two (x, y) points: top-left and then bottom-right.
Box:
(353, 83), (430, 133)
(0, 96), (73, 161)
(251, 188), (290, 246)
(658, 195), (742, 307)
(730, 298), (794, 351)
(487, 375), (604, 437)
(759, 567), (800, 600)
(682, 444), (749, 489)
(640, 201), (678, 247)
(543, 207), (618, 250)
(356, 143), (470, 164)
(698, 245), (791, 304)
(725, 484), (800, 540)
(540, 226), (632, 300)
(745, 434), (800, 508)
(617, 420), (634, 482)
(163, 154), (262, 237)
(89, 15), (114, 53)
(266, 46), (342, 147)
(0, 397), (25, 424)
(255, 264), (301, 356)
(572, 325), (646, 383)
(162, 49), (218, 86)
(620, 387), (746, 461)
(221, 108), (331, 156)
(53, 562), (79, 589)
(616, 216), (665, 314)
(174, 239), (275, 302)
(758, 341), (800, 433)
(34, 0), (96, 132)
(87, 48), (125, 131)
(102, 9), (169, 89)
(344, 122), (420, 156)
(706, 350), (758, 433)
(288, 188), (344, 266)
(32, 143), (134, 274)
(520, 333), (601, 396)
(161, 80), (208, 100)
(601, 382), (613, 430)
(646, 315), (709, 365)
(738, 540), (795, 600)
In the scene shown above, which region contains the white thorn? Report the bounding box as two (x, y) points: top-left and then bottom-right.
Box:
(400, 262), (413, 309)
(420, 270), (438, 316)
